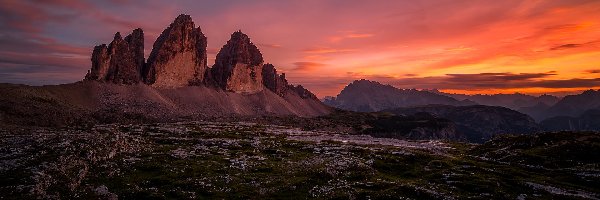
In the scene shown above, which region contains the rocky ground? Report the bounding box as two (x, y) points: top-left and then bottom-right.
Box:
(0, 121), (598, 199)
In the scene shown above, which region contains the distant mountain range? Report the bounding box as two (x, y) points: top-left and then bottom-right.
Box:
(324, 79), (600, 133)
(428, 90), (561, 111)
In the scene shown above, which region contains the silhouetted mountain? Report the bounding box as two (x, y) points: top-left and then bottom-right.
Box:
(517, 102), (552, 121)
(385, 105), (540, 143)
(543, 90), (600, 118)
(429, 90), (561, 111)
(324, 79), (473, 112)
(541, 109), (600, 131)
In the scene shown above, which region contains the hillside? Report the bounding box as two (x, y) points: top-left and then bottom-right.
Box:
(385, 105), (540, 143)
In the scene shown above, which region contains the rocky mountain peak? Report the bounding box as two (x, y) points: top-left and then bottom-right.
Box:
(144, 14), (207, 87)
(211, 30), (264, 93)
(85, 29), (144, 84)
(114, 32), (122, 40)
(174, 14), (193, 24)
(218, 30), (264, 66)
(262, 63), (288, 96)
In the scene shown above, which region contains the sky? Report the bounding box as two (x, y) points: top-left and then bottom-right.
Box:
(1, 0), (599, 98)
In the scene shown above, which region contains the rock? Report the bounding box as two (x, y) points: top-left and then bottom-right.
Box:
(124, 28), (144, 75)
(144, 14), (207, 87)
(211, 31), (264, 93)
(261, 63), (288, 96)
(290, 85), (319, 100)
(85, 30), (145, 84)
(85, 44), (109, 80)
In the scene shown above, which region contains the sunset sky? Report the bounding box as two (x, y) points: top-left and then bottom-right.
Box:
(1, 0), (600, 97)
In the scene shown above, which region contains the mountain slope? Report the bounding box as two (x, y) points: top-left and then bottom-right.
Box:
(540, 109), (600, 131)
(385, 105), (540, 143)
(0, 82), (330, 127)
(543, 90), (600, 118)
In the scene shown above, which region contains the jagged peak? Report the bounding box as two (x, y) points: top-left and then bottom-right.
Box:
(173, 14), (193, 24)
(113, 32), (122, 40)
(214, 30), (263, 66)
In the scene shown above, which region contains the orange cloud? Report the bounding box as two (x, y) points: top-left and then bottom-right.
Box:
(329, 31), (374, 42)
(302, 47), (357, 54)
(293, 62), (327, 71)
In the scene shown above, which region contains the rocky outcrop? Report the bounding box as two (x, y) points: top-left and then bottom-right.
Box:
(290, 85), (319, 100)
(261, 63), (288, 96)
(211, 31), (264, 93)
(85, 29), (144, 84)
(261, 63), (319, 99)
(144, 14), (207, 87)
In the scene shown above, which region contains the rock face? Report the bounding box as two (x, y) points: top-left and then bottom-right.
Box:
(85, 29), (144, 84)
(261, 63), (288, 96)
(144, 14), (207, 87)
(211, 31), (264, 93)
(290, 85), (319, 100)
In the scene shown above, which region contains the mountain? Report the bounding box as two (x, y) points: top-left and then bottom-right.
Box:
(384, 105), (541, 143)
(543, 89), (600, 118)
(0, 14), (330, 127)
(324, 79), (474, 112)
(430, 90), (561, 111)
(143, 15), (207, 87)
(516, 89), (600, 122)
(85, 29), (145, 84)
(540, 109), (600, 131)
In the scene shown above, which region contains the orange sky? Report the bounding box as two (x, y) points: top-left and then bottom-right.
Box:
(1, 0), (599, 97)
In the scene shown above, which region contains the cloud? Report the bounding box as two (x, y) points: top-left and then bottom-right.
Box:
(386, 72), (599, 90)
(302, 47), (357, 54)
(293, 62), (327, 71)
(329, 32), (374, 42)
(258, 43), (282, 48)
(550, 43), (582, 51)
(549, 40), (599, 51)
(586, 69), (600, 74)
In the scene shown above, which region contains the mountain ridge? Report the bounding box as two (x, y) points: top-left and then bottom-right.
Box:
(0, 14), (331, 127)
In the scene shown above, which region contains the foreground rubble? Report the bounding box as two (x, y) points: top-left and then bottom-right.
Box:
(0, 121), (598, 199)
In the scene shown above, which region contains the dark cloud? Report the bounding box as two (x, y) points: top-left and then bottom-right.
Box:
(550, 43), (582, 51)
(586, 69), (600, 74)
(388, 72), (599, 90)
